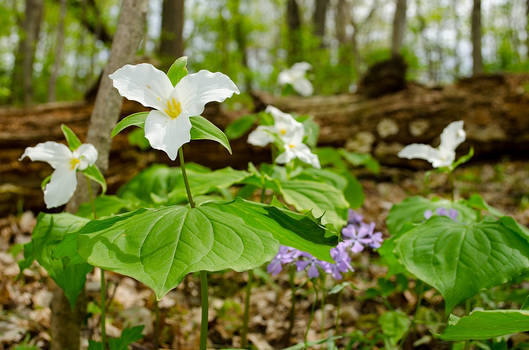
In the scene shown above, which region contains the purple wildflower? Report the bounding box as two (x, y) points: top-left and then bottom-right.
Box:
(347, 209), (363, 225)
(267, 246), (301, 276)
(423, 207), (459, 222)
(424, 209), (433, 220)
(295, 253), (323, 278)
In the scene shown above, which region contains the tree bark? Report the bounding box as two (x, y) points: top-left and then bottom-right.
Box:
(159, 0), (185, 71)
(286, 0), (302, 65)
(391, 0), (407, 56)
(49, 2), (148, 349)
(68, 0), (113, 45)
(335, 0), (348, 45)
(312, 0), (329, 45)
(230, 0), (251, 91)
(472, 0), (483, 75)
(526, 0), (529, 60)
(11, 0), (45, 106)
(47, 0), (67, 102)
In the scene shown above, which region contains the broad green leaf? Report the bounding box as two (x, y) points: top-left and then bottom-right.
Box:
(395, 216), (529, 312)
(88, 325), (144, 350)
(76, 195), (139, 218)
(440, 310), (529, 341)
(293, 168), (347, 190)
(378, 310), (411, 346)
(61, 124), (82, 150)
(340, 171), (364, 209)
(78, 198), (336, 299)
(167, 56), (188, 85)
(314, 147), (347, 170)
(462, 194), (504, 217)
(190, 115), (231, 154)
(339, 149), (380, 174)
(300, 117), (320, 147)
(81, 165), (107, 194)
(225, 114), (258, 139)
(18, 213), (91, 307)
(386, 196), (477, 235)
(279, 179), (349, 227)
(118, 164), (249, 206)
(111, 112), (149, 138)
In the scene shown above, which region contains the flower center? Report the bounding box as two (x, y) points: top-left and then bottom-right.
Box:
(164, 98), (182, 119)
(280, 129), (286, 135)
(69, 158), (80, 170)
(288, 144), (295, 149)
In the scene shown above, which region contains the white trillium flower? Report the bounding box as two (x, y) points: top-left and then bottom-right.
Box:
(278, 62), (314, 97)
(398, 120), (466, 168)
(20, 142), (98, 208)
(247, 105), (304, 146)
(109, 63), (240, 160)
(276, 127), (321, 169)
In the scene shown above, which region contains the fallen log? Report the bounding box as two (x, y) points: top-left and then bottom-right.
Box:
(1, 73), (529, 214)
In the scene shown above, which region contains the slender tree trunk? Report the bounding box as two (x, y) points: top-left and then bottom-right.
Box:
(312, 0), (329, 46)
(391, 0), (407, 56)
(47, 0), (67, 102)
(286, 0), (302, 65)
(335, 0), (348, 45)
(471, 0), (483, 75)
(526, 0), (529, 60)
(159, 0), (185, 71)
(452, 0), (461, 77)
(231, 0), (251, 91)
(50, 2), (148, 349)
(11, 0), (44, 106)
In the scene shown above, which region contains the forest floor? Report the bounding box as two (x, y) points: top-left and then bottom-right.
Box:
(1, 159), (529, 350)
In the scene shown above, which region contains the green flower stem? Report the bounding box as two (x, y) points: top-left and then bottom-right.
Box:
(287, 266), (297, 344)
(241, 187), (266, 348)
(320, 275), (326, 335)
(179, 149), (208, 350)
(304, 282), (319, 349)
(335, 289), (343, 333)
(241, 270), (253, 348)
(153, 297), (161, 350)
(87, 178), (107, 349)
(400, 280), (424, 348)
(200, 271), (208, 350)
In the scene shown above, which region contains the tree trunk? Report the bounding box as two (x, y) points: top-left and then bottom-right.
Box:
(286, 0), (302, 65)
(230, 0), (251, 91)
(47, 0), (67, 102)
(526, 0), (529, 60)
(471, 0), (483, 75)
(312, 0), (329, 45)
(391, 0), (407, 56)
(159, 0), (185, 71)
(49, 2), (148, 349)
(335, 0), (348, 45)
(11, 0), (44, 106)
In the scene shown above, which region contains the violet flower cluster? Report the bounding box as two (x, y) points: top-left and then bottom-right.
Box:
(424, 207), (458, 221)
(267, 209), (383, 280)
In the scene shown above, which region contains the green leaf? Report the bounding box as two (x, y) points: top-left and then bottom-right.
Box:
(378, 310), (411, 346)
(279, 179), (349, 227)
(118, 164), (249, 206)
(300, 117), (320, 147)
(41, 174), (51, 190)
(293, 168), (347, 190)
(338, 149), (380, 174)
(440, 310), (529, 341)
(88, 325), (144, 350)
(111, 112), (149, 138)
(190, 115), (231, 154)
(386, 196), (478, 235)
(395, 216), (529, 313)
(167, 56), (188, 86)
(127, 128), (150, 150)
(314, 147), (348, 170)
(18, 213), (91, 307)
(61, 124), (82, 150)
(451, 147), (474, 170)
(76, 195), (139, 218)
(78, 198), (336, 299)
(81, 165), (107, 194)
(340, 171), (364, 209)
(225, 114), (258, 139)
(462, 194), (504, 217)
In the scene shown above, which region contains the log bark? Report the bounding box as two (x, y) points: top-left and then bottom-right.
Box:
(3, 74), (529, 216)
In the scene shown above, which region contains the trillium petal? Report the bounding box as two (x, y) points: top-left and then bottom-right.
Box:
(248, 126), (274, 146)
(44, 166), (78, 208)
(292, 78), (314, 97)
(291, 62), (312, 73)
(75, 143), (98, 170)
(109, 63), (174, 110)
(278, 70), (294, 85)
(398, 144), (441, 165)
(440, 120), (465, 153)
(174, 70), (240, 117)
(144, 110), (191, 161)
(19, 141), (72, 169)
(293, 144), (321, 168)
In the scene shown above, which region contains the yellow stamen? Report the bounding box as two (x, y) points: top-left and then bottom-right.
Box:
(280, 129), (287, 135)
(289, 144), (295, 149)
(70, 158), (80, 170)
(164, 98), (182, 119)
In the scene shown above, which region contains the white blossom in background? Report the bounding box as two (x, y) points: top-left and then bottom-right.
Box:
(278, 62), (313, 97)
(109, 63), (239, 160)
(20, 142), (98, 208)
(276, 126), (320, 169)
(398, 120), (466, 168)
(247, 105), (303, 146)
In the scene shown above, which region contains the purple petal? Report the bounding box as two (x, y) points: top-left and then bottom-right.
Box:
(424, 209), (433, 220)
